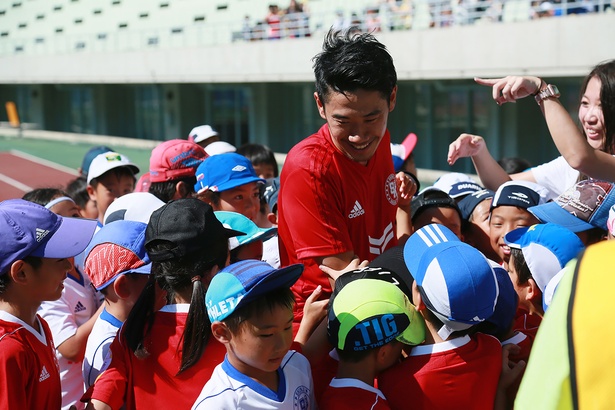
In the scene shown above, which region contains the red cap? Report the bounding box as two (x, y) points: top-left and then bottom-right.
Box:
(149, 140), (208, 183)
(401, 132), (418, 160)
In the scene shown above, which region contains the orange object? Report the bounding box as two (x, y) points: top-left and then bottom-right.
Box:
(5, 101), (20, 128)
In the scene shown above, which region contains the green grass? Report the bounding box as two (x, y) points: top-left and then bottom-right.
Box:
(0, 135), (152, 175)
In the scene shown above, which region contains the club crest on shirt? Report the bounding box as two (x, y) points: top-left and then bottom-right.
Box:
(385, 173), (398, 206)
(293, 385), (310, 410)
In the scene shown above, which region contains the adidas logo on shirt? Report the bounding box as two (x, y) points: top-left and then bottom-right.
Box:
(348, 200), (365, 219)
(74, 301), (86, 313)
(39, 366), (50, 382)
(35, 228), (50, 242)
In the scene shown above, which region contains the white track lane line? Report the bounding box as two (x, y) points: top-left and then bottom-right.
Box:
(0, 173), (32, 192)
(9, 149), (79, 176)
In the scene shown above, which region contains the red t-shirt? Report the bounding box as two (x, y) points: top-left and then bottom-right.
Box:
(278, 124), (399, 321)
(378, 333), (502, 410)
(0, 312), (62, 410)
(85, 305), (226, 410)
(320, 378), (391, 410)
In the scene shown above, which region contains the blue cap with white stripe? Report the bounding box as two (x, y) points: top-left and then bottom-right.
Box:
(403, 223), (499, 339)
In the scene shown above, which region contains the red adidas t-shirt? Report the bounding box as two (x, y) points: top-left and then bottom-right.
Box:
(85, 305), (226, 409)
(0, 312), (62, 410)
(278, 124), (399, 322)
(320, 378), (391, 410)
(378, 333), (502, 410)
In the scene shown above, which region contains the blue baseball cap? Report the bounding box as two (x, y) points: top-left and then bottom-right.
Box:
(194, 153), (265, 194)
(84, 220), (151, 290)
(206, 259), (303, 322)
(458, 189), (495, 221)
(491, 180), (548, 210)
(214, 211), (277, 250)
(528, 180), (615, 233)
(504, 223), (584, 293)
(403, 223), (499, 339)
(0, 199), (97, 275)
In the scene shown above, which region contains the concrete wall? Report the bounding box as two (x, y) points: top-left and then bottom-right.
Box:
(0, 13), (613, 84)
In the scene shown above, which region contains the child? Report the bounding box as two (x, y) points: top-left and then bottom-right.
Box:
(189, 124), (220, 149)
(260, 177), (282, 267)
(214, 211), (277, 263)
(102, 192), (165, 226)
(504, 223), (584, 317)
(84, 198), (243, 409)
(0, 199), (96, 409)
(458, 188), (499, 261)
(320, 272), (425, 409)
(432, 172), (483, 202)
(489, 180), (548, 265)
(390, 132), (418, 175)
(82, 220), (151, 389)
(379, 223), (502, 410)
(147, 139), (208, 203)
(194, 152), (265, 222)
(66, 176), (99, 220)
(87, 151), (139, 225)
(411, 188), (463, 238)
(192, 260), (315, 409)
(23, 188), (102, 410)
(237, 143), (279, 179)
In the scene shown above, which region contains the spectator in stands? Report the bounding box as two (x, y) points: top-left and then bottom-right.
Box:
(448, 60), (615, 197)
(365, 7), (382, 32)
(148, 139), (208, 203)
(0, 199), (96, 410)
(277, 29), (417, 331)
(284, 0), (310, 37)
(266, 4), (282, 39)
(87, 152), (139, 226)
(23, 189), (103, 410)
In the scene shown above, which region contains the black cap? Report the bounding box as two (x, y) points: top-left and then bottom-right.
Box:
(411, 188), (461, 222)
(145, 198), (244, 262)
(457, 189), (495, 221)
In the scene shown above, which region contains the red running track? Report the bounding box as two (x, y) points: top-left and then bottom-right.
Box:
(0, 151), (79, 201)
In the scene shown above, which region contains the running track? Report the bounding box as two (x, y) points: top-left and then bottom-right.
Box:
(0, 151), (79, 201)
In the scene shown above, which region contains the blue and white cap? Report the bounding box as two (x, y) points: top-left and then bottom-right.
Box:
(206, 260), (303, 322)
(491, 180), (549, 210)
(504, 223), (584, 293)
(194, 153), (265, 194)
(403, 223), (499, 339)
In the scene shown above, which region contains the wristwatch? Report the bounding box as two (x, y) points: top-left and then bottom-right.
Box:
(534, 84), (561, 105)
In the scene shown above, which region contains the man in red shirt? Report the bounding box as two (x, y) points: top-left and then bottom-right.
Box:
(278, 29), (416, 325)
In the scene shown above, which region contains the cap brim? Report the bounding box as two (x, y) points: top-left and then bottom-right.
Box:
(397, 307), (426, 345)
(240, 263), (304, 307)
(241, 226), (277, 245)
(401, 133), (418, 159)
(529, 202), (594, 232)
(94, 263), (152, 291)
(503, 226), (531, 249)
(31, 217), (97, 259)
(217, 176), (266, 192)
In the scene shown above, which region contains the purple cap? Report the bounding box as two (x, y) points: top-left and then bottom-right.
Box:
(0, 199), (97, 275)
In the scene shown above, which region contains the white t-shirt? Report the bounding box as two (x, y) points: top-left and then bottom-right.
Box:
(192, 350), (315, 410)
(530, 156), (579, 201)
(263, 235), (280, 268)
(82, 308), (122, 389)
(38, 270), (100, 410)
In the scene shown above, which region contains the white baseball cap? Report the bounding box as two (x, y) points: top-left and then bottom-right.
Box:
(87, 152), (139, 184)
(204, 141), (237, 156)
(189, 125), (219, 144)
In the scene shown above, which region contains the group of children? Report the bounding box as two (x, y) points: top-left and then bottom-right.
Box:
(3, 117), (615, 410)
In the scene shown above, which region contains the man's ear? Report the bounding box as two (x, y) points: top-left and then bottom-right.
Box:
(314, 92), (326, 120)
(211, 321), (232, 344)
(388, 85), (398, 112)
